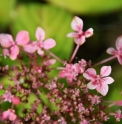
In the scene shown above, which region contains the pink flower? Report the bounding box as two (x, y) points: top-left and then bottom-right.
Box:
(2, 109), (17, 121)
(83, 66), (114, 96)
(23, 27), (56, 55)
(0, 31), (29, 60)
(58, 59), (87, 84)
(107, 36), (122, 65)
(67, 16), (93, 45)
(2, 91), (14, 102)
(114, 109), (122, 122)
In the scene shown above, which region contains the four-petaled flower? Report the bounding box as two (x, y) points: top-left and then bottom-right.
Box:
(107, 36), (122, 65)
(23, 27), (56, 55)
(67, 16), (93, 45)
(83, 66), (114, 96)
(0, 31), (29, 60)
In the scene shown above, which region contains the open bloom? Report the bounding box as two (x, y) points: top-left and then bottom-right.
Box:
(0, 31), (29, 60)
(107, 36), (122, 65)
(83, 66), (114, 96)
(2, 109), (17, 121)
(67, 16), (93, 45)
(23, 27), (56, 55)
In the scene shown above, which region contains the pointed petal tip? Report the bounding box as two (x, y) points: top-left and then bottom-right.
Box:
(71, 16), (83, 31)
(85, 28), (94, 38)
(36, 27), (45, 41)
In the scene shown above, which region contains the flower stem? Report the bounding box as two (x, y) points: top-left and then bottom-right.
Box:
(69, 45), (80, 63)
(46, 50), (64, 64)
(93, 56), (116, 67)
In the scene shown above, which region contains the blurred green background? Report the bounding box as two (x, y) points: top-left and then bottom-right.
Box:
(0, 0), (122, 123)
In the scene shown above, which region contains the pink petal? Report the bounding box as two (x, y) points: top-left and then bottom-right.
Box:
(16, 30), (29, 46)
(106, 47), (117, 55)
(37, 48), (44, 55)
(84, 28), (93, 38)
(96, 84), (108, 96)
(0, 34), (14, 48)
(100, 66), (111, 77)
(9, 112), (16, 121)
(102, 77), (114, 84)
(2, 110), (10, 119)
(23, 42), (37, 53)
(67, 32), (78, 38)
(71, 16), (83, 31)
(36, 27), (45, 41)
(43, 59), (56, 66)
(48, 59), (56, 65)
(58, 70), (67, 78)
(9, 45), (19, 60)
(75, 35), (85, 45)
(116, 36), (122, 50)
(43, 38), (56, 49)
(87, 82), (97, 89)
(83, 68), (97, 80)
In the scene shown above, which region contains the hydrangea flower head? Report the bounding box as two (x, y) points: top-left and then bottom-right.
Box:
(107, 36), (122, 65)
(67, 16), (93, 45)
(83, 66), (114, 96)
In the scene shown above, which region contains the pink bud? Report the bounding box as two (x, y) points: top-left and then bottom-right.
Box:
(12, 97), (20, 105)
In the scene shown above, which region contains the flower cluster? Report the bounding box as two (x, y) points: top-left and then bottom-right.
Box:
(0, 16), (122, 124)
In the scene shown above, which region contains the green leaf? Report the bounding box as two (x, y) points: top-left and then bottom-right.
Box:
(47, 0), (122, 15)
(11, 3), (74, 60)
(0, 0), (16, 28)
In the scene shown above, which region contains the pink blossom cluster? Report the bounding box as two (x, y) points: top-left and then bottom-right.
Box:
(0, 16), (122, 123)
(59, 59), (87, 84)
(0, 27), (56, 60)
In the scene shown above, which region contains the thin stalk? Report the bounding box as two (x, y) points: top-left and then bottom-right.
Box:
(93, 56), (116, 67)
(46, 50), (64, 64)
(69, 45), (80, 63)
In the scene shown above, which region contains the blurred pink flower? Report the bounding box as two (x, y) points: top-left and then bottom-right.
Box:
(67, 16), (93, 45)
(114, 109), (122, 122)
(2, 109), (17, 121)
(12, 97), (21, 105)
(23, 27), (56, 55)
(107, 36), (122, 65)
(2, 91), (14, 102)
(0, 31), (29, 60)
(83, 66), (114, 96)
